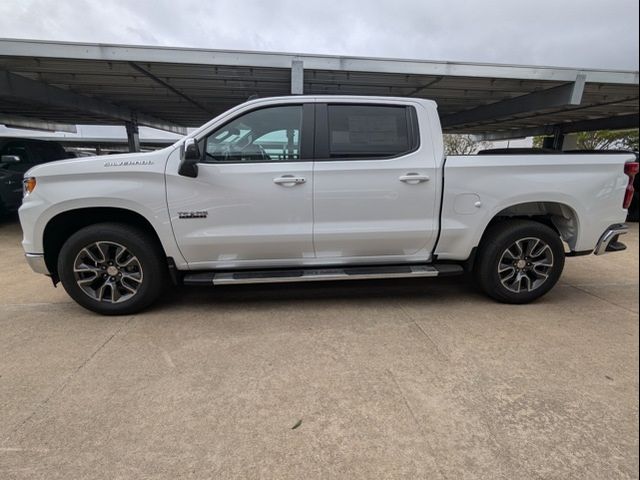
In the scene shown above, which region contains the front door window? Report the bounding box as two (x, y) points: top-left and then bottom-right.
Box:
(204, 106), (302, 163)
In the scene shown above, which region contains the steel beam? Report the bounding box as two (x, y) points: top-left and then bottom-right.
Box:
(1, 39), (637, 85)
(291, 60), (304, 94)
(0, 69), (187, 135)
(0, 114), (77, 133)
(555, 112), (639, 133)
(542, 129), (564, 150)
(125, 121), (140, 152)
(128, 62), (212, 114)
(473, 113), (640, 141)
(442, 74), (587, 128)
(407, 77), (442, 96)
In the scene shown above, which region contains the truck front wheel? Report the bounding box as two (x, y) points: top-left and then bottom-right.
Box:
(58, 223), (167, 315)
(474, 220), (565, 304)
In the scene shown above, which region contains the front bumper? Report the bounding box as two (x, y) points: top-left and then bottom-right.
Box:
(594, 224), (628, 256)
(25, 253), (50, 275)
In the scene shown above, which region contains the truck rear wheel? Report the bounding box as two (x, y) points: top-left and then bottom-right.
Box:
(474, 220), (565, 304)
(58, 223), (167, 315)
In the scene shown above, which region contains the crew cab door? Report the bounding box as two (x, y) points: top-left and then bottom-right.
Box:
(312, 103), (438, 259)
(166, 103), (315, 267)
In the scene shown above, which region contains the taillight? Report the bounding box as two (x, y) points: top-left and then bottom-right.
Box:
(623, 162), (639, 209)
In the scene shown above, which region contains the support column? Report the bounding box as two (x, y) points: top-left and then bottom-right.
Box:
(291, 60), (304, 95)
(542, 128), (564, 151)
(125, 121), (140, 152)
(561, 133), (578, 151)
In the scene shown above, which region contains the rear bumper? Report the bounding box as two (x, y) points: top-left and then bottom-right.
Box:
(594, 224), (628, 256)
(25, 253), (49, 275)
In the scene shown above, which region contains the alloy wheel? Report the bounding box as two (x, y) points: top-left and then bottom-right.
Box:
(498, 237), (554, 293)
(73, 241), (144, 303)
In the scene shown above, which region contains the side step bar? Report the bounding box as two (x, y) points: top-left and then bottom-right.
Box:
(183, 264), (463, 286)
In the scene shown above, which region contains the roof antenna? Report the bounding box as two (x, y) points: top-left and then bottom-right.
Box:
(247, 93), (259, 101)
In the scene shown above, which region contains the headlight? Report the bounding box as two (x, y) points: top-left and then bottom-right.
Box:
(23, 177), (37, 196)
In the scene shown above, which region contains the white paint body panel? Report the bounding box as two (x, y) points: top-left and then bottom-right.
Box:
(165, 150), (314, 267)
(18, 95), (633, 276)
(312, 98), (440, 261)
(312, 153), (437, 258)
(437, 154), (631, 260)
(18, 148), (188, 267)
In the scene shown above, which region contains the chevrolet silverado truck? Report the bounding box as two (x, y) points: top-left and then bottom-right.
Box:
(18, 96), (638, 315)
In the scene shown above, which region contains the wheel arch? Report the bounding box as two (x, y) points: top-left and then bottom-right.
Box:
(484, 201), (580, 249)
(43, 207), (168, 280)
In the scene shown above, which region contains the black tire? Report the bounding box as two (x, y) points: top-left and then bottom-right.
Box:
(58, 223), (167, 315)
(474, 220), (565, 304)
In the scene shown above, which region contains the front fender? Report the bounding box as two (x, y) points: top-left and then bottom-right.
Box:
(19, 172), (187, 268)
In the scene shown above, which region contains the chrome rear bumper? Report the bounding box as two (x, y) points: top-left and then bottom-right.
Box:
(25, 253), (50, 275)
(594, 224), (628, 256)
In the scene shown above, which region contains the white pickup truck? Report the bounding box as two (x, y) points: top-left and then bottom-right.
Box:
(18, 96), (638, 315)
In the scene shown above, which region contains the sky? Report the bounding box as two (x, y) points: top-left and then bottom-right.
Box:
(1, 0), (638, 70)
(0, 0), (636, 146)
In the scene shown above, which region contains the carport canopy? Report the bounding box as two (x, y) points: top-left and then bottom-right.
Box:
(0, 38), (638, 142)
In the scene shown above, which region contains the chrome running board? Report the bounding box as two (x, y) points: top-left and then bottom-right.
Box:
(183, 264), (463, 286)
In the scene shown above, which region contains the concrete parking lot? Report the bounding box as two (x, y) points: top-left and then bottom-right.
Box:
(0, 215), (638, 480)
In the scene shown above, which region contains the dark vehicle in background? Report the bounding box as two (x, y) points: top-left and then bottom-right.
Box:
(0, 138), (71, 215)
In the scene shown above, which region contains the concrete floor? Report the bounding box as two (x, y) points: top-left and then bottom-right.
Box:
(0, 216), (638, 480)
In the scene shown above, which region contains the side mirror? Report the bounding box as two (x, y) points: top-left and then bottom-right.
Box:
(0, 154), (21, 164)
(178, 138), (200, 178)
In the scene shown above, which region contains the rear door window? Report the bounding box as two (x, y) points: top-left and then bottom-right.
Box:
(326, 105), (417, 159)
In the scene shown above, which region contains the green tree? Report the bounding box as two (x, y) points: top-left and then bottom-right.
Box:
(443, 134), (492, 155)
(533, 129), (639, 151)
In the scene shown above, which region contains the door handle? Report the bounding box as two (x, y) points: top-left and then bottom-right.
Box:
(399, 173), (430, 184)
(273, 175), (306, 186)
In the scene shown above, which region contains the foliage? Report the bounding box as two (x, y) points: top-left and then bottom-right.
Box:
(533, 129), (639, 151)
(443, 134), (492, 155)
(531, 136), (544, 148)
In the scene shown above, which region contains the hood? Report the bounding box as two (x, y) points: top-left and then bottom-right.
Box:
(24, 147), (176, 178)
